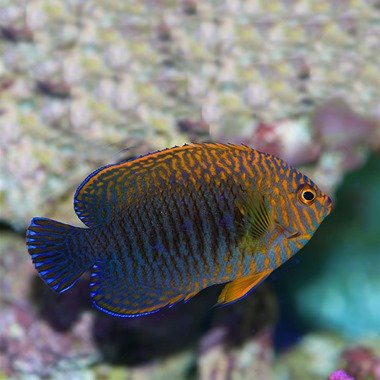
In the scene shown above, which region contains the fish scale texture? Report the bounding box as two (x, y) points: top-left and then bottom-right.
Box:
(27, 143), (332, 317)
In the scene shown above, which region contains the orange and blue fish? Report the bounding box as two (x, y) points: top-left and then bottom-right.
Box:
(26, 143), (332, 317)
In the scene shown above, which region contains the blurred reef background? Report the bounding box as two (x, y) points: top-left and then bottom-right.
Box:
(0, 1), (380, 379)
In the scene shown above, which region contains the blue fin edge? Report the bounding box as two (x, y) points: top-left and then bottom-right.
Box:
(26, 217), (84, 293)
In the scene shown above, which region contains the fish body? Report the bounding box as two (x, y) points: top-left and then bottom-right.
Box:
(27, 143), (332, 317)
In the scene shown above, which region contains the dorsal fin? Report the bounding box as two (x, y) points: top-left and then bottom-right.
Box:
(74, 143), (253, 227)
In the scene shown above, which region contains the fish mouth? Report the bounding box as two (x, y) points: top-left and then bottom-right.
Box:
(286, 231), (301, 240)
(325, 196), (333, 215)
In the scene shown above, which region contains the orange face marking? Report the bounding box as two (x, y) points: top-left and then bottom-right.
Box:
(290, 200), (305, 235)
(273, 244), (282, 267)
(264, 256), (271, 270)
(301, 208), (313, 230)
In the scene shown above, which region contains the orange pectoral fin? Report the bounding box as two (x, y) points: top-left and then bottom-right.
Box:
(217, 270), (273, 306)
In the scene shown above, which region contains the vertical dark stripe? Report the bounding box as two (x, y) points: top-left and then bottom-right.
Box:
(194, 187), (219, 274)
(190, 149), (215, 276)
(178, 150), (203, 278)
(141, 164), (158, 260)
(119, 216), (145, 282)
(161, 173), (191, 285)
(128, 200), (156, 285)
(186, 150), (210, 274)
(106, 222), (127, 282)
(148, 173), (176, 289)
(209, 149), (236, 245)
(186, 182), (207, 272)
(186, 182), (209, 275)
(154, 169), (186, 289)
(139, 195), (163, 286)
(157, 202), (184, 290)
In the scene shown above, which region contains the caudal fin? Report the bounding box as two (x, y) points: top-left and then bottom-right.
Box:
(26, 217), (93, 293)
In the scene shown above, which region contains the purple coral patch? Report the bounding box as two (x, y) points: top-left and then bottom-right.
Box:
(328, 369), (355, 380)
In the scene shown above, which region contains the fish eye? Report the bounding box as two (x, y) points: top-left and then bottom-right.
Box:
(297, 185), (316, 205)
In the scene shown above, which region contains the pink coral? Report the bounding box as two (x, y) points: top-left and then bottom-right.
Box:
(0, 236), (97, 378)
(341, 347), (380, 380)
(313, 99), (375, 147)
(329, 369), (355, 380)
(248, 121), (322, 166)
(313, 99), (377, 171)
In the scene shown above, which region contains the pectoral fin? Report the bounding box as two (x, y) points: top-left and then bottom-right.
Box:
(217, 270), (273, 306)
(235, 191), (273, 241)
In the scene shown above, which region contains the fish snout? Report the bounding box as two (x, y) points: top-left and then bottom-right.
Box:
(325, 196), (333, 215)
(327, 196), (332, 208)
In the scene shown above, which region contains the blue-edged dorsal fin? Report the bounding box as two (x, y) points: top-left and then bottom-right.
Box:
(74, 161), (131, 227)
(74, 145), (195, 227)
(74, 143), (239, 227)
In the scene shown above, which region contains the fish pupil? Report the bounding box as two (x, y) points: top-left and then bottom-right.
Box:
(303, 190), (314, 201)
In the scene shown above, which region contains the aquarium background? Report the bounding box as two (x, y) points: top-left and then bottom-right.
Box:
(0, 1), (379, 379)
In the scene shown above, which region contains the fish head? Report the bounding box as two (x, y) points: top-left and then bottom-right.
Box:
(268, 166), (332, 251)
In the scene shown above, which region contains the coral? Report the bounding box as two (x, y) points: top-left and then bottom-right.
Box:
(274, 333), (380, 380)
(274, 333), (346, 379)
(212, 99), (380, 196)
(1, 0), (380, 378)
(0, 229), (279, 379)
(1, 0), (380, 228)
(340, 347), (380, 380)
(196, 284), (277, 380)
(329, 369), (355, 380)
(88, 283), (277, 379)
(0, 233), (98, 378)
(198, 327), (274, 380)
(313, 99), (377, 171)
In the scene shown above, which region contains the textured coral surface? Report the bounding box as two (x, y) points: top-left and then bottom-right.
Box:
(1, 0), (380, 227)
(1, 1), (380, 379)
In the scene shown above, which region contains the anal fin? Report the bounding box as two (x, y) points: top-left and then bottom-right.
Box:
(217, 270), (272, 306)
(90, 261), (186, 317)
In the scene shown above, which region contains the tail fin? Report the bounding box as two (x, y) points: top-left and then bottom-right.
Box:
(26, 217), (94, 293)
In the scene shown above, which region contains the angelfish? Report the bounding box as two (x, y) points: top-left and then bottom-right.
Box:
(26, 143), (332, 317)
